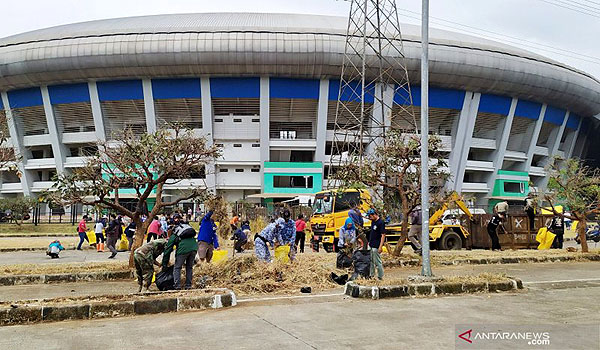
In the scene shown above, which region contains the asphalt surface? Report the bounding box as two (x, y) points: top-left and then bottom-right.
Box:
(0, 280), (598, 349)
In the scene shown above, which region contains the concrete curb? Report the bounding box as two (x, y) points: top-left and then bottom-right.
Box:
(0, 288), (237, 326)
(0, 271), (133, 286)
(0, 246), (93, 252)
(383, 253), (600, 268)
(344, 278), (523, 300)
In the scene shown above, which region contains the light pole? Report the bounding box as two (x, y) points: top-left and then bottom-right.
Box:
(420, 0), (432, 277)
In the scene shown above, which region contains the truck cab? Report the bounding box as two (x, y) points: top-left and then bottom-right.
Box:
(310, 189), (371, 252)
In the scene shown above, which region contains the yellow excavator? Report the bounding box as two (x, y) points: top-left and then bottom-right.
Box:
(310, 189), (473, 252)
(385, 192), (474, 250)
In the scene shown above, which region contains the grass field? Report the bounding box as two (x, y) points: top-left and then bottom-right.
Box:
(0, 224), (76, 235)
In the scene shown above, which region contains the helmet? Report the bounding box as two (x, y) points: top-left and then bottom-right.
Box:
(366, 209), (376, 216)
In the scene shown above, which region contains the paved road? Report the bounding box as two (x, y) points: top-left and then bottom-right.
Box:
(0, 282), (598, 349)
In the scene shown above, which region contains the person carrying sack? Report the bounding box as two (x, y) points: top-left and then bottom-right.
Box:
(162, 214), (198, 290)
(134, 238), (167, 292)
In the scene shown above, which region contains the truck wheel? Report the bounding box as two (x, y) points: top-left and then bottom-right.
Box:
(439, 231), (462, 250)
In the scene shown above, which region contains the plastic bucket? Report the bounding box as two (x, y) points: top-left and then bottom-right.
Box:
(86, 230), (96, 245)
(212, 249), (228, 264)
(274, 245), (290, 264)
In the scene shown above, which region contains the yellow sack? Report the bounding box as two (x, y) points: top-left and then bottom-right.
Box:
(212, 250), (228, 264)
(274, 245), (290, 264)
(536, 227), (555, 250)
(118, 234), (129, 251)
(152, 272), (156, 283)
(86, 230), (96, 245)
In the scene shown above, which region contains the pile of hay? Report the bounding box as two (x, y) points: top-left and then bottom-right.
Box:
(193, 254), (344, 295)
(206, 196), (232, 240)
(1, 261), (128, 276)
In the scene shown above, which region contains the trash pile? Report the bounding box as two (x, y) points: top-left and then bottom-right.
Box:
(193, 254), (345, 295)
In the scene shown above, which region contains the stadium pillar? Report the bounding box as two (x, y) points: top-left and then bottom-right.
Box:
(483, 98), (517, 205)
(88, 81), (106, 142)
(538, 111), (568, 191)
(447, 91), (475, 191)
(451, 92), (481, 193)
(421, 0), (432, 277)
(566, 118), (583, 159)
(1, 92), (32, 196)
(259, 77), (270, 193)
(521, 104), (546, 173)
(315, 79), (329, 166)
(142, 79), (157, 134)
(200, 77), (216, 193)
(40, 86), (67, 174)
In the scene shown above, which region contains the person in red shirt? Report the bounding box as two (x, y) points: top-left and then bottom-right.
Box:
(147, 218), (162, 242)
(76, 215), (89, 250)
(295, 214), (307, 253)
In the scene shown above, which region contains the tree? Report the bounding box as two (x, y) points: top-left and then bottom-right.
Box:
(45, 125), (220, 265)
(539, 157), (600, 253)
(335, 130), (450, 256)
(0, 197), (37, 226)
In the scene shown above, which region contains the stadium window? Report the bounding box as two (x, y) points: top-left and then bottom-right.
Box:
(233, 144), (242, 148)
(233, 119), (242, 122)
(219, 168), (229, 173)
(215, 118), (224, 122)
(251, 168), (260, 173)
(235, 169), (244, 173)
(215, 143), (224, 148)
(252, 144), (260, 148)
(252, 118), (260, 122)
(504, 182), (524, 194)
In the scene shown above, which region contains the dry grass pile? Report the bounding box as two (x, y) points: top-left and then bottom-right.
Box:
(194, 253), (343, 295)
(360, 272), (511, 287)
(0, 288), (222, 307)
(207, 196), (231, 239)
(1, 261), (128, 276)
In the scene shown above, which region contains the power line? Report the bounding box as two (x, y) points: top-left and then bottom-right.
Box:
(552, 0), (600, 12)
(537, 0), (600, 18)
(398, 9), (600, 67)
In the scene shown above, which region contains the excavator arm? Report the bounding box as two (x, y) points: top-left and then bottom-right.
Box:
(428, 192), (473, 225)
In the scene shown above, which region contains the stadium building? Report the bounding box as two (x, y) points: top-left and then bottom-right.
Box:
(0, 12), (599, 211)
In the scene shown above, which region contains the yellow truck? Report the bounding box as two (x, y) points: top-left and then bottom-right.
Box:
(310, 189), (473, 252)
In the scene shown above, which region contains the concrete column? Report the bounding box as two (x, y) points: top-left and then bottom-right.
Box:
(259, 77), (270, 192)
(142, 79), (157, 134)
(450, 92), (481, 192)
(88, 81), (106, 142)
(315, 79), (329, 164)
(447, 91), (474, 191)
(483, 98), (518, 202)
(1, 92), (32, 196)
(40, 86), (67, 174)
(538, 112), (569, 192)
(200, 77), (216, 192)
(519, 104), (546, 172)
(549, 111), (569, 158)
(566, 118), (583, 159)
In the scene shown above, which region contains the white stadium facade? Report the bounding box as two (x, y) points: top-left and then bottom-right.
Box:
(0, 12), (599, 211)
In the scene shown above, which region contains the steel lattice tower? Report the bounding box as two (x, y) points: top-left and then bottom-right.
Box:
(328, 0), (416, 187)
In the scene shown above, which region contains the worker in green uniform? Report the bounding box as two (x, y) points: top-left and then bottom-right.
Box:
(134, 238), (168, 293)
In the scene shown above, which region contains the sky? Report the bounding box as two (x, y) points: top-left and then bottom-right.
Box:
(0, 0), (598, 79)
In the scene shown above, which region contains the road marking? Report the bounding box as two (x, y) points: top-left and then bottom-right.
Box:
(237, 292), (345, 303)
